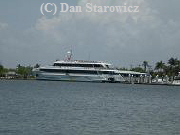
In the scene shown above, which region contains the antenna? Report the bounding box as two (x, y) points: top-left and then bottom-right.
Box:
(67, 50), (72, 61)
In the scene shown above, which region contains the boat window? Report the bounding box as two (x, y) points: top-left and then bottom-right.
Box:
(105, 65), (109, 68)
(40, 69), (98, 74)
(174, 76), (180, 80)
(53, 63), (104, 68)
(40, 69), (120, 75)
(93, 64), (103, 68)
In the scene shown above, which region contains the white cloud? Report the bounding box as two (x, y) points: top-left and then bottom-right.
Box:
(1, 0), (180, 67)
(34, 0), (171, 64)
(35, 0), (160, 44)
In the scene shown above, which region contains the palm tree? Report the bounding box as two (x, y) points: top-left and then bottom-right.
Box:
(142, 61), (148, 72)
(168, 57), (178, 67)
(168, 58), (179, 76)
(155, 61), (165, 72)
(155, 61), (166, 77)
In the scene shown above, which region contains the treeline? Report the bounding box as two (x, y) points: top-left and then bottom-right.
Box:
(0, 64), (40, 79)
(0, 64), (9, 75)
(129, 57), (180, 78)
(154, 58), (180, 77)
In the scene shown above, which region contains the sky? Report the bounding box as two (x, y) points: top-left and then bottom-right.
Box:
(0, 0), (180, 68)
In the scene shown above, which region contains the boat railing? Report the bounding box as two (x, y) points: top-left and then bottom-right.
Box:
(53, 66), (116, 70)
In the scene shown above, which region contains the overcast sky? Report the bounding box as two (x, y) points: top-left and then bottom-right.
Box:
(0, 0), (180, 68)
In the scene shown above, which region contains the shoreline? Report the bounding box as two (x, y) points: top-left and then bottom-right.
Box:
(1, 78), (179, 86)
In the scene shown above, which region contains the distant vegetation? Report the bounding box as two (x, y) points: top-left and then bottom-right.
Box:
(0, 64), (8, 75)
(154, 58), (180, 77)
(16, 64), (33, 79)
(0, 63), (40, 79)
(0, 57), (180, 79)
(129, 57), (180, 78)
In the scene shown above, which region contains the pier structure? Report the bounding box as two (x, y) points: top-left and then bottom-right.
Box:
(119, 70), (148, 84)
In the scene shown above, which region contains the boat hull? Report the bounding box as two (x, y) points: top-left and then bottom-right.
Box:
(35, 72), (124, 83)
(171, 80), (180, 86)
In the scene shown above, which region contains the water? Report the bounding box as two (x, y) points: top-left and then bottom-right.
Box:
(0, 80), (180, 135)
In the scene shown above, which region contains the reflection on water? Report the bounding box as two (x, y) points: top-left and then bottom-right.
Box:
(0, 80), (180, 135)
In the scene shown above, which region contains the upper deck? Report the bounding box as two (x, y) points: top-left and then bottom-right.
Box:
(53, 60), (112, 69)
(54, 60), (111, 65)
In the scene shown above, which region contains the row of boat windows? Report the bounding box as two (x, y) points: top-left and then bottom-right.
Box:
(53, 63), (106, 68)
(121, 74), (142, 77)
(40, 69), (119, 75)
(174, 76), (180, 80)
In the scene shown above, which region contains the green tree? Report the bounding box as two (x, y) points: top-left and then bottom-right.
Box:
(0, 64), (8, 77)
(155, 61), (166, 77)
(16, 64), (33, 78)
(156, 60), (165, 71)
(168, 57), (179, 66)
(142, 61), (148, 72)
(155, 61), (165, 71)
(168, 58), (180, 76)
(0, 64), (4, 75)
(131, 67), (144, 73)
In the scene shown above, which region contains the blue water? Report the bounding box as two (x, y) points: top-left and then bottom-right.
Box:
(0, 80), (180, 135)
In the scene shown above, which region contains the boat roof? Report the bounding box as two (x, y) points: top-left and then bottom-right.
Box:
(54, 60), (111, 65)
(119, 70), (146, 75)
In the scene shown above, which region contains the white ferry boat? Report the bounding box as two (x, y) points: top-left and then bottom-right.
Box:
(33, 52), (125, 83)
